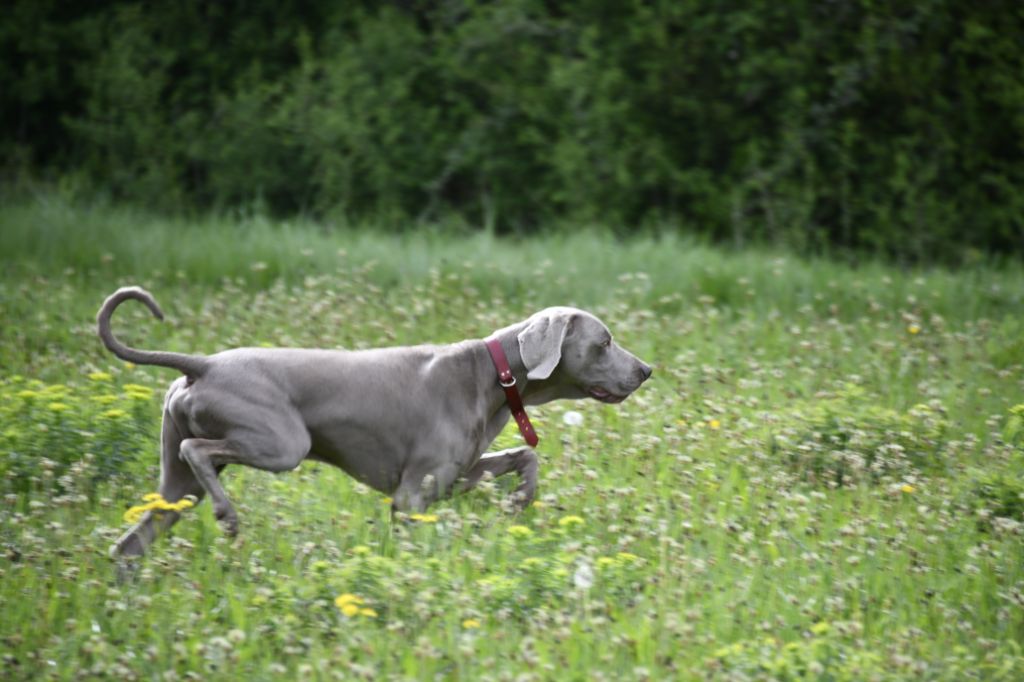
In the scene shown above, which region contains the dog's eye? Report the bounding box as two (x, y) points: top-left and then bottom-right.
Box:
(601, 338), (612, 348)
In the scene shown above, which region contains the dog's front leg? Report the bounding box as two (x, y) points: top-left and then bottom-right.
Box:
(391, 460), (465, 514)
(458, 446), (538, 509)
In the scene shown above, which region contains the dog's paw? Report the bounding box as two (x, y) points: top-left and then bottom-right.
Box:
(214, 505), (239, 537)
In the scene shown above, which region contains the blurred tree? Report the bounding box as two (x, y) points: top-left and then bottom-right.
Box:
(2, 0), (1021, 259)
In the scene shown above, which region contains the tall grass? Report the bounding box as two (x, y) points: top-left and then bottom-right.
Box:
(3, 195), (1021, 319)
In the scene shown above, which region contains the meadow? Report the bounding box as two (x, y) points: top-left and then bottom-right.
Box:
(1, 197), (1023, 680)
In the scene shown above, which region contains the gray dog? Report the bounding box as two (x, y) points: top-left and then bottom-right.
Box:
(99, 287), (652, 557)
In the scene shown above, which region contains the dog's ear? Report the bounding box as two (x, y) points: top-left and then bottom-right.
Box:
(518, 311), (573, 381)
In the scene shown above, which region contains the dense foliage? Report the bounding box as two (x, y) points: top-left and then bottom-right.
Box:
(3, 1), (1022, 257)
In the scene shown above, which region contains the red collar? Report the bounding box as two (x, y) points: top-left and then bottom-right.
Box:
(484, 337), (539, 447)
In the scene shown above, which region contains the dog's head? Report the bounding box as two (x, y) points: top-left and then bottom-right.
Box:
(517, 307), (652, 404)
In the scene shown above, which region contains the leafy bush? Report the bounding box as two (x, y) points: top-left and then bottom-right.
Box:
(0, 374), (158, 498)
(776, 385), (948, 487)
(1007, 404), (1024, 449)
(2, 1), (1022, 259)
(971, 469), (1024, 530)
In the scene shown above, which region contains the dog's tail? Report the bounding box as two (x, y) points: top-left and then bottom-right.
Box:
(97, 286), (209, 379)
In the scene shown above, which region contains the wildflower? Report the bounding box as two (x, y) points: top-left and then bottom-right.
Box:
(507, 524), (533, 538)
(712, 638), (745, 655)
(335, 593), (364, 608)
(597, 557), (617, 569)
(558, 515), (584, 528)
(810, 621), (830, 635)
(562, 410), (584, 427)
(573, 561), (594, 590)
(900, 484), (915, 494)
(462, 618), (481, 629)
(47, 402), (69, 412)
(709, 419), (721, 430)
(532, 500), (545, 509)
(88, 371), (113, 382)
(335, 593), (376, 618)
(101, 408), (128, 420)
(409, 513), (438, 523)
(16, 390), (38, 400)
(907, 324), (921, 335)
(521, 557), (543, 568)
(123, 493), (197, 522)
(123, 384), (154, 401)
(381, 497), (393, 505)
(616, 552), (639, 563)
(92, 394), (119, 405)
(350, 545), (371, 556)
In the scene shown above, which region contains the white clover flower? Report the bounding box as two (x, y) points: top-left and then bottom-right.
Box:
(562, 410), (584, 427)
(573, 561), (594, 590)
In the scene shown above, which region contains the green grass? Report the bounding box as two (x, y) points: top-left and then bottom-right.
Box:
(1, 196), (1023, 680)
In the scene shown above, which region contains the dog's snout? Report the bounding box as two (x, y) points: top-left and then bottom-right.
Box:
(638, 362), (652, 382)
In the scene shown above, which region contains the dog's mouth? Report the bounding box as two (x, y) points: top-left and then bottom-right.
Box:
(588, 386), (627, 404)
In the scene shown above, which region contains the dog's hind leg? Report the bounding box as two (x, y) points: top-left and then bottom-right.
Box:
(111, 408), (204, 558)
(177, 418), (311, 537)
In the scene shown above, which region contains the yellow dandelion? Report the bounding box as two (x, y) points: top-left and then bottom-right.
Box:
(558, 515), (584, 528)
(907, 324), (921, 335)
(597, 557), (616, 568)
(124, 384), (153, 400)
(709, 418), (721, 430)
(47, 402), (69, 412)
(462, 618), (481, 629)
(507, 524), (533, 538)
(335, 593), (365, 607)
(409, 513), (438, 523)
(616, 552), (639, 563)
(531, 500), (545, 509)
(123, 493), (196, 522)
(92, 394), (119, 405)
(88, 371), (113, 382)
(336, 593), (375, 617)
(900, 484), (915, 494)
(101, 408), (128, 420)
(16, 390), (39, 400)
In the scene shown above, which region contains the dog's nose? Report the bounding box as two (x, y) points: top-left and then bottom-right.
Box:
(639, 363), (652, 381)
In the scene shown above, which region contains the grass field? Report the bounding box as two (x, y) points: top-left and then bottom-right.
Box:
(2, 197), (1023, 680)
